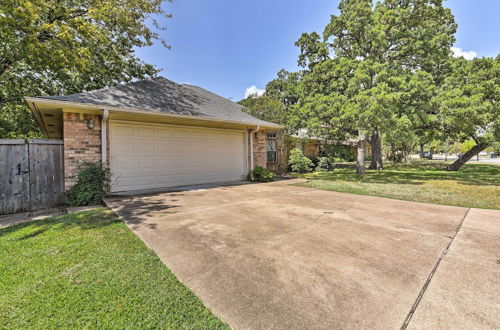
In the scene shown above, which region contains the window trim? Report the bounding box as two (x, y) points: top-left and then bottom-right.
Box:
(266, 132), (278, 163)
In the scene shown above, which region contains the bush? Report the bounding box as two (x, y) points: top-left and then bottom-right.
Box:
(66, 161), (111, 206)
(315, 156), (333, 172)
(387, 152), (404, 163)
(288, 148), (313, 173)
(320, 144), (356, 162)
(252, 166), (274, 182)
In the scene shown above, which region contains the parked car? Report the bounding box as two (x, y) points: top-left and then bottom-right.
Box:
(422, 151), (431, 159)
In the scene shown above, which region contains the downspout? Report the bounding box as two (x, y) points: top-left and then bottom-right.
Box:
(101, 109), (109, 164)
(249, 125), (260, 180)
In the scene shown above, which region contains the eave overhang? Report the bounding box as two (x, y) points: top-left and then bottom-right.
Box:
(25, 97), (283, 139)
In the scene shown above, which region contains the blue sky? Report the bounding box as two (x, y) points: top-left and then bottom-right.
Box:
(135, 0), (500, 101)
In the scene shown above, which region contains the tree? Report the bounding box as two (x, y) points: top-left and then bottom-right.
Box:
(440, 57), (499, 171)
(489, 142), (500, 155)
(292, 0), (456, 174)
(265, 69), (303, 111)
(384, 116), (419, 162)
(238, 95), (287, 127)
(0, 0), (171, 138)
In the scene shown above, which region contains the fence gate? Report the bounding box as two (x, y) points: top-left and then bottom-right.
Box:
(0, 139), (64, 215)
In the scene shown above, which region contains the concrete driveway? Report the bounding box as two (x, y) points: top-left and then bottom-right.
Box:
(105, 180), (500, 330)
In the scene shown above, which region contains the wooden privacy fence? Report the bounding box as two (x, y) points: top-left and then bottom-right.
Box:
(0, 139), (64, 215)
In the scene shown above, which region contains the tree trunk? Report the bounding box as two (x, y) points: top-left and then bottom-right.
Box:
(419, 144), (424, 159)
(368, 131), (383, 170)
(356, 133), (366, 174)
(403, 150), (411, 163)
(444, 142), (488, 171)
(429, 147), (434, 160)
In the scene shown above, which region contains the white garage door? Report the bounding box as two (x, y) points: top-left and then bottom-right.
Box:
(110, 121), (247, 192)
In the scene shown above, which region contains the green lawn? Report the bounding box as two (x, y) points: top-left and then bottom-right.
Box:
(0, 209), (228, 329)
(298, 161), (500, 209)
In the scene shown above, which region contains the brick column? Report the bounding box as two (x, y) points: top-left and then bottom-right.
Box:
(252, 130), (267, 169)
(63, 112), (102, 190)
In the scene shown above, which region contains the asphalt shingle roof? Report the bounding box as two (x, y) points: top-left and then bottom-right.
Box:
(37, 77), (279, 127)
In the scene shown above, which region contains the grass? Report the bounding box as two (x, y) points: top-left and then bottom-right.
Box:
(297, 160), (500, 209)
(0, 209), (228, 329)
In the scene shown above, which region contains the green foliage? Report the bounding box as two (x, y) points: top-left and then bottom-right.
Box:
(252, 166), (275, 182)
(66, 162), (111, 206)
(275, 0), (458, 172)
(265, 69), (303, 110)
(387, 152), (405, 163)
(297, 0), (456, 130)
(288, 148), (313, 173)
(438, 57), (499, 147)
(321, 144), (356, 162)
(0, 0), (172, 138)
(238, 96), (287, 126)
(489, 142), (500, 155)
(461, 140), (477, 154)
(315, 157), (333, 172)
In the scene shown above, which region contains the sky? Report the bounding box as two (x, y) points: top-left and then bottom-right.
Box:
(135, 0), (500, 101)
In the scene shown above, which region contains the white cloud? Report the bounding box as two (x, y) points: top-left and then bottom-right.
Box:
(451, 47), (477, 60)
(244, 85), (265, 98)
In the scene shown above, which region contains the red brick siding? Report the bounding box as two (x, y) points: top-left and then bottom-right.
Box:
(303, 140), (320, 159)
(252, 130), (267, 169)
(63, 112), (102, 190)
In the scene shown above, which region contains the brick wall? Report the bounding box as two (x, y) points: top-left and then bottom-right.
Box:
(303, 140), (320, 159)
(252, 130), (267, 169)
(63, 112), (102, 190)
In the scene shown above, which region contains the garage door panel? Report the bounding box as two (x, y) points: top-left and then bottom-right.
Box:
(136, 127), (155, 137)
(110, 122), (246, 192)
(115, 143), (135, 153)
(114, 126), (135, 136)
(138, 159), (155, 168)
(114, 158), (136, 170)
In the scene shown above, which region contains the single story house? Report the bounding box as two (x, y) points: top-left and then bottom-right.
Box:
(265, 129), (372, 172)
(25, 77), (281, 193)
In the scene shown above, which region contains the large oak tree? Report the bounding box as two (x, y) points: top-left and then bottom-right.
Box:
(293, 0), (456, 174)
(0, 0), (171, 138)
(440, 56), (499, 171)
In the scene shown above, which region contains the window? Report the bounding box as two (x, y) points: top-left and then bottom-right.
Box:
(266, 132), (277, 163)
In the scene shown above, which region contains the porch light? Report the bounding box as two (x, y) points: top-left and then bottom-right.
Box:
(86, 119), (94, 129)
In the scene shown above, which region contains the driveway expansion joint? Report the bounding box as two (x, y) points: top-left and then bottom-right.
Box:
(400, 207), (471, 330)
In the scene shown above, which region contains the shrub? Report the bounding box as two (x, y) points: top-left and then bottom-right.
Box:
(387, 152), (404, 163)
(321, 144), (356, 162)
(288, 148), (313, 173)
(66, 161), (111, 206)
(252, 166), (274, 182)
(315, 156), (333, 172)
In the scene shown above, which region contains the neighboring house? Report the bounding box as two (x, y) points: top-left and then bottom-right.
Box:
(264, 129), (323, 172)
(290, 129), (323, 159)
(25, 77), (281, 193)
(265, 129), (372, 172)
